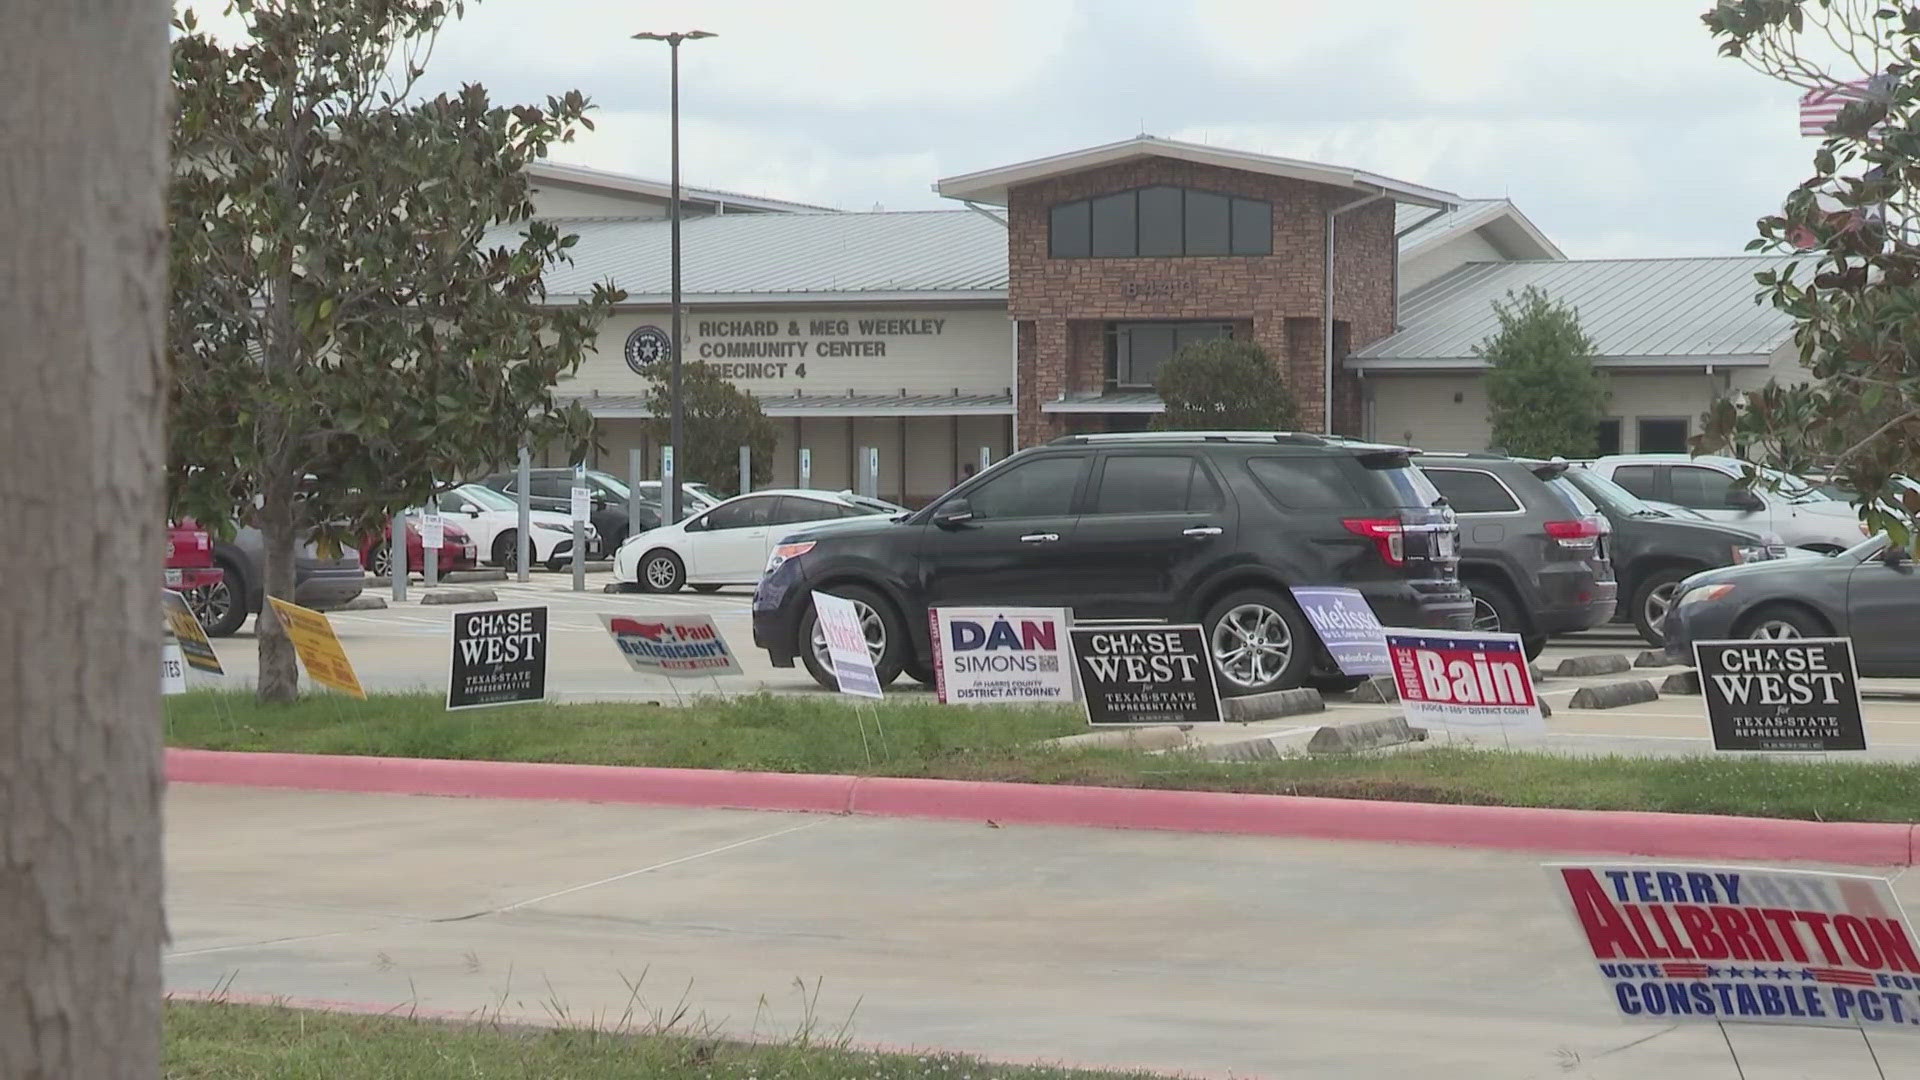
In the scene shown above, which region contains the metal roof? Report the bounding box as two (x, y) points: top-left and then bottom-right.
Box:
(935, 135), (1458, 210)
(504, 211), (1009, 302)
(1395, 199), (1565, 261)
(1351, 256), (1807, 370)
(526, 160), (837, 214)
(569, 392), (1012, 418)
(1041, 390), (1165, 414)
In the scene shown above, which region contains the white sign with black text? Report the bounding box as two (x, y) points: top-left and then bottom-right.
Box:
(929, 607), (1075, 705)
(813, 591), (883, 699)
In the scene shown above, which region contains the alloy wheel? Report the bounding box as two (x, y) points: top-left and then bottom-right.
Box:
(644, 554), (680, 591)
(371, 545), (392, 578)
(811, 599), (886, 669)
(1209, 602), (1294, 690)
(1471, 596), (1503, 633)
(1749, 620), (1803, 640)
(1643, 582), (1679, 637)
(189, 581), (230, 629)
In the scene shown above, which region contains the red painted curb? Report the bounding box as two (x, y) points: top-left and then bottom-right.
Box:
(166, 749), (1918, 865)
(164, 749), (855, 815)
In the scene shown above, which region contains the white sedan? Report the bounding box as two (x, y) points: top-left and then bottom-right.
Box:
(613, 488), (895, 593)
(434, 483), (596, 571)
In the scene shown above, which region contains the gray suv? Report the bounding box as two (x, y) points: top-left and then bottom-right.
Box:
(193, 526), (365, 636)
(1416, 454), (1618, 659)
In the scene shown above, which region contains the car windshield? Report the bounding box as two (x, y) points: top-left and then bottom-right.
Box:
(586, 472), (629, 499)
(455, 485), (518, 512)
(1567, 468), (1661, 516)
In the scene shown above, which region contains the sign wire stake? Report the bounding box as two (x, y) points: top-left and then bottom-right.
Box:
(868, 703), (889, 762)
(1859, 1025), (1887, 1080)
(854, 707), (873, 768)
(1716, 1021), (1746, 1080)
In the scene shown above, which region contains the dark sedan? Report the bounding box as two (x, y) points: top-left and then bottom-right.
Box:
(1662, 534), (1920, 675)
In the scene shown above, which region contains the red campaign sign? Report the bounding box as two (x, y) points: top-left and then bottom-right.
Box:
(1548, 862), (1920, 1034)
(1385, 629), (1543, 736)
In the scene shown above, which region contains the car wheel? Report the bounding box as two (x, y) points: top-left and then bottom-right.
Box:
(192, 557), (248, 637)
(1630, 566), (1696, 647)
(1203, 589), (1314, 696)
(1465, 579), (1546, 660)
(902, 656), (936, 687)
(797, 585), (905, 692)
(637, 549), (686, 593)
(692, 583), (724, 594)
(492, 532), (520, 572)
(1736, 603), (1826, 640)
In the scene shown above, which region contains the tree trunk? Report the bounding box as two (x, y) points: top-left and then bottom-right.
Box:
(255, 476), (301, 703)
(0, 1), (169, 1077)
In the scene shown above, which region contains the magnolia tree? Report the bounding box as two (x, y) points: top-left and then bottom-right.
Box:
(1702, 0), (1920, 540)
(169, 0), (621, 700)
(1478, 286), (1608, 458)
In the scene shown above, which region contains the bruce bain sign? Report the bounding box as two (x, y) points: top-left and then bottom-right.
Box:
(447, 605), (547, 710)
(1386, 628), (1544, 737)
(1069, 624), (1220, 726)
(1693, 638), (1865, 752)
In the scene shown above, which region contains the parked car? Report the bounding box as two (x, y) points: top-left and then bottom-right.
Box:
(1588, 455), (1868, 552)
(752, 431), (1472, 696)
(166, 522), (225, 627)
(1560, 467), (1786, 645)
(615, 489), (895, 594)
(358, 517), (477, 578)
(477, 468), (658, 549)
(429, 483), (592, 571)
(183, 524), (366, 637)
(1415, 454), (1617, 659)
(1663, 532), (1920, 675)
(629, 480), (723, 517)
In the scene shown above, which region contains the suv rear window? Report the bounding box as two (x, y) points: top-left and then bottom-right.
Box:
(1421, 468), (1520, 514)
(1356, 456), (1444, 509)
(1245, 456), (1361, 509)
(1545, 476), (1600, 517)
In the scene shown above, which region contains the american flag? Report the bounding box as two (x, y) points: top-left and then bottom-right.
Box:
(1801, 79), (1875, 137)
(1809, 967), (1877, 987)
(1662, 963), (1710, 979)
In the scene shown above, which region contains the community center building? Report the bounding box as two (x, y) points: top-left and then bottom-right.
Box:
(518, 140), (1805, 507)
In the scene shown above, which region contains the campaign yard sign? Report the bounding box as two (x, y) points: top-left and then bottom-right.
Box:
(1548, 862), (1920, 1034)
(447, 606), (547, 710)
(266, 597), (366, 699)
(929, 607), (1075, 704)
(1693, 638), (1865, 752)
(1069, 624), (1220, 726)
(1385, 628), (1544, 736)
(813, 591), (882, 699)
(163, 589), (223, 675)
(1289, 586), (1390, 676)
(600, 613), (743, 678)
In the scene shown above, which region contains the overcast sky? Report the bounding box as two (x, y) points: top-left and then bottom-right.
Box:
(189, 0), (1842, 259)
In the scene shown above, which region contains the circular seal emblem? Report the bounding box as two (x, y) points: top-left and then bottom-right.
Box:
(623, 325), (672, 374)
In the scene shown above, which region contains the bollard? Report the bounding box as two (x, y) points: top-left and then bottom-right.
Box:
(515, 446), (531, 584)
(390, 510), (407, 602)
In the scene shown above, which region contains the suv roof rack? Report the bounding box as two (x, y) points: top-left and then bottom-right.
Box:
(1048, 431), (1333, 446)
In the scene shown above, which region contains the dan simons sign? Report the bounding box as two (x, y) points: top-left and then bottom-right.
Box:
(930, 607), (1075, 705)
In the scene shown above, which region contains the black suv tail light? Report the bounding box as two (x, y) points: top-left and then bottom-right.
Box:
(1343, 517), (1406, 566)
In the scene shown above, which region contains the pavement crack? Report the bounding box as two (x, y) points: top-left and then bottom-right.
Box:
(432, 817), (831, 923)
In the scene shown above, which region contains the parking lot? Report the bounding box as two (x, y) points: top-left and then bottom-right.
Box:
(177, 570), (1920, 762)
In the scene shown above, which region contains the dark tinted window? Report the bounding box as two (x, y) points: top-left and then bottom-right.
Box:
(702, 496), (776, 530)
(528, 477), (572, 498)
(1638, 418), (1690, 453)
(1230, 198), (1272, 255)
(1138, 186), (1183, 257)
(1546, 476), (1600, 516)
(1422, 468), (1522, 514)
(1049, 201), (1089, 258)
(1612, 465), (1658, 499)
(768, 496), (840, 525)
(1111, 321), (1230, 387)
(966, 455), (1085, 519)
(1596, 419), (1621, 456)
(1247, 456), (1362, 509)
(1090, 192), (1136, 257)
(1670, 466), (1737, 510)
(1361, 459), (1444, 508)
(1093, 456), (1204, 514)
(1184, 191), (1230, 255)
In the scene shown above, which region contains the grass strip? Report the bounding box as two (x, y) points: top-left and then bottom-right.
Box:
(164, 1000), (1174, 1079)
(163, 690), (1920, 824)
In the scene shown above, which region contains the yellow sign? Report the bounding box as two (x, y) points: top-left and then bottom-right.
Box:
(162, 589), (224, 676)
(265, 596), (366, 699)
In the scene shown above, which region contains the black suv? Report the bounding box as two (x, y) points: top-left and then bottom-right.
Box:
(753, 431), (1472, 696)
(1560, 465), (1784, 646)
(476, 468), (659, 550)
(1415, 454), (1617, 658)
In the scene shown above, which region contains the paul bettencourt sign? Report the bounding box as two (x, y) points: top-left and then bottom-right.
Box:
(266, 597), (365, 699)
(929, 607), (1075, 705)
(600, 613), (743, 678)
(1069, 624), (1220, 726)
(1693, 638), (1865, 752)
(447, 605), (547, 710)
(1549, 862), (1920, 1033)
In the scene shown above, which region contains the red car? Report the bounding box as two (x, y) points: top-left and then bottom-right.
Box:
(360, 518), (477, 578)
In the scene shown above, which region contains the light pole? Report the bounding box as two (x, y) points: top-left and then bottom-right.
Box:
(632, 29), (714, 526)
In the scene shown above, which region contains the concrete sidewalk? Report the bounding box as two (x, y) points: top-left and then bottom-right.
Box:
(166, 785), (1920, 1079)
